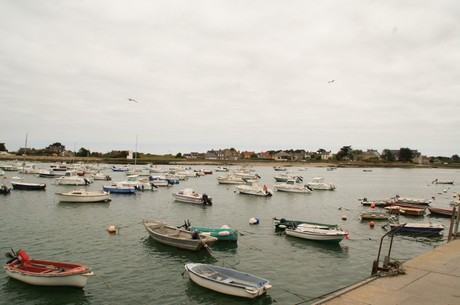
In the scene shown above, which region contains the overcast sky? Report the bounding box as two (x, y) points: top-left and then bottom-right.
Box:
(1, 1), (459, 157)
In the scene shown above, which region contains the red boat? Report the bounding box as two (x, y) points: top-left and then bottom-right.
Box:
(4, 249), (93, 288)
(428, 207), (455, 217)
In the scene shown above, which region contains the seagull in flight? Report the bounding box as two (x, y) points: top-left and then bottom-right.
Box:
(328, 80), (335, 83)
(128, 98), (138, 103)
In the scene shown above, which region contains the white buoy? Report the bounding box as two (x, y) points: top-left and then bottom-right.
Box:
(249, 217), (260, 225)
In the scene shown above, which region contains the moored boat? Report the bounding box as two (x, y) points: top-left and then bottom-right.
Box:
(394, 195), (431, 205)
(360, 211), (391, 220)
(385, 205), (425, 216)
(273, 217), (339, 231)
(388, 219), (444, 234)
(432, 179), (454, 185)
(427, 207), (455, 217)
(102, 183), (136, 194)
(172, 188), (212, 205)
(285, 223), (349, 243)
(236, 180), (272, 197)
(306, 177), (336, 190)
(179, 220), (238, 242)
(11, 181), (46, 191)
(184, 263), (272, 299)
(4, 249), (93, 288)
(143, 219), (217, 251)
(1, 184), (11, 194)
(274, 179), (311, 193)
(216, 174), (245, 185)
(55, 189), (111, 203)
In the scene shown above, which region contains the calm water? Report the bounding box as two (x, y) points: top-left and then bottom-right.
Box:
(1, 164), (459, 305)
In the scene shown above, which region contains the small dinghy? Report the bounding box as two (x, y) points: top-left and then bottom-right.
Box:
(4, 249), (93, 288)
(184, 263), (272, 299)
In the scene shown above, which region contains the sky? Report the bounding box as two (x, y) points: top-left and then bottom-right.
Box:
(1, 1), (459, 157)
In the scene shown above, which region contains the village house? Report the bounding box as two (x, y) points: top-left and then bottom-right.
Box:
(241, 151), (255, 159)
(273, 151), (292, 161)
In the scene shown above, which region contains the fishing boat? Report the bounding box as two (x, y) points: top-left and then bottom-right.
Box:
(55, 189), (111, 203)
(305, 177), (336, 190)
(179, 220), (238, 242)
(112, 165), (130, 172)
(285, 223), (349, 243)
(385, 205), (425, 216)
(143, 220), (217, 251)
(172, 188), (212, 205)
(102, 183), (136, 194)
(4, 249), (93, 288)
(360, 211), (391, 220)
(236, 180), (272, 197)
(274, 179), (311, 193)
(427, 207), (455, 217)
(11, 180), (46, 191)
(184, 263), (272, 299)
(149, 176), (174, 187)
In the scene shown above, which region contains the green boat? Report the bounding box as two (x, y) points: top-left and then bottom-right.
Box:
(179, 220), (238, 242)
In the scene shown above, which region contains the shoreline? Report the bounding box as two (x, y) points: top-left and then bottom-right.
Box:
(0, 155), (459, 169)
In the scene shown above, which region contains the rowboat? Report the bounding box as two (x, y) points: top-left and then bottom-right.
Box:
(273, 217), (339, 231)
(432, 179), (454, 185)
(285, 223), (348, 243)
(184, 263), (272, 299)
(143, 220), (217, 251)
(360, 198), (388, 207)
(4, 249), (93, 288)
(385, 205), (425, 216)
(428, 207), (455, 217)
(389, 221), (444, 234)
(55, 189), (111, 203)
(172, 188), (212, 205)
(360, 211), (391, 220)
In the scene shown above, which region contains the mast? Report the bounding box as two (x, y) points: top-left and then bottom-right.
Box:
(24, 132), (28, 156)
(135, 135), (138, 166)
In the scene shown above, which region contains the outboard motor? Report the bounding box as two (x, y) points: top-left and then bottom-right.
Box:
(202, 194), (212, 205)
(191, 230), (200, 240)
(84, 178), (91, 185)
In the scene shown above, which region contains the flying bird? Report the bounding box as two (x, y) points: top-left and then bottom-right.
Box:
(328, 80), (335, 83)
(128, 98), (138, 103)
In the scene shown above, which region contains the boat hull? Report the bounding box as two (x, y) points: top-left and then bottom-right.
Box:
(185, 263), (271, 299)
(190, 226), (238, 242)
(143, 220), (217, 251)
(4, 259), (92, 288)
(55, 192), (111, 203)
(285, 228), (346, 243)
(11, 182), (46, 190)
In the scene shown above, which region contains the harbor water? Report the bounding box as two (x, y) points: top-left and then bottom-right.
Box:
(0, 165), (459, 304)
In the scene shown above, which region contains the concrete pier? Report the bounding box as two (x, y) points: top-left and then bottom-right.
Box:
(314, 239), (460, 305)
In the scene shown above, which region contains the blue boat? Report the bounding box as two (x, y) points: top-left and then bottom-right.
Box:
(102, 184), (136, 194)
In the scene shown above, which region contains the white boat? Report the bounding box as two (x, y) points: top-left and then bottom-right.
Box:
(274, 179), (311, 193)
(215, 166), (229, 172)
(306, 177), (336, 190)
(236, 180), (272, 197)
(148, 165), (169, 174)
(172, 188), (213, 205)
(273, 166), (287, 171)
(394, 195), (431, 205)
(273, 171), (303, 183)
(4, 249), (92, 288)
(285, 223), (348, 243)
(90, 171), (112, 181)
(149, 176), (173, 187)
(18, 164), (37, 174)
(116, 175), (154, 191)
(55, 189), (111, 203)
(185, 263), (272, 299)
(55, 170), (92, 186)
(216, 174), (245, 185)
(232, 170), (260, 180)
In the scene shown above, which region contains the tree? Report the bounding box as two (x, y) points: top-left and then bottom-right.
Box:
(175, 153), (182, 158)
(452, 155), (459, 163)
(76, 147), (90, 157)
(381, 149), (395, 162)
(46, 142), (65, 154)
(336, 146), (352, 161)
(398, 148), (413, 162)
